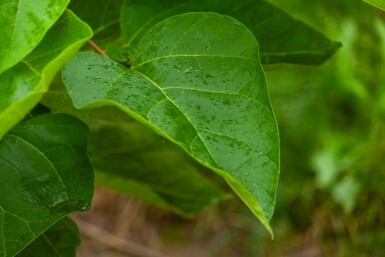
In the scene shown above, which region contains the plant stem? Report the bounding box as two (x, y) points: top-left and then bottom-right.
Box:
(87, 40), (108, 57)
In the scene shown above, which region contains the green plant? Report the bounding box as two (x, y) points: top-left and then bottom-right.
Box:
(0, 0), (341, 256)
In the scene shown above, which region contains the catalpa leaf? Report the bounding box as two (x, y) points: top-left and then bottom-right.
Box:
(0, 114), (93, 257)
(63, 13), (279, 235)
(106, 0), (340, 65)
(41, 89), (228, 217)
(0, 0), (69, 74)
(16, 218), (80, 257)
(363, 0), (385, 10)
(0, 10), (93, 139)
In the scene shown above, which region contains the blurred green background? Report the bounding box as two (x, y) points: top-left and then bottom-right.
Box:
(266, 0), (385, 255)
(75, 0), (385, 256)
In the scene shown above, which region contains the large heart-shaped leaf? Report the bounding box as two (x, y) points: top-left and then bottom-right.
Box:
(363, 0), (385, 10)
(16, 218), (80, 257)
(105, 0), (340, 65)
(0, 0), (69, 74)
(0, 10), (92, 139)
(0, 113), (93, 257)
(63, 13), (279, 235)
(41, 88), (228, 217)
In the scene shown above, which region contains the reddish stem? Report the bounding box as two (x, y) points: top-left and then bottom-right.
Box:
(87, 40), (108, 57)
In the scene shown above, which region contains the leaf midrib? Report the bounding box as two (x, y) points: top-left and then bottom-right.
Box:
(131, 58), (276, 205)
(133, 69), (214, 164)
(6, 134), (70, 204)
(131, 68), (276, 204)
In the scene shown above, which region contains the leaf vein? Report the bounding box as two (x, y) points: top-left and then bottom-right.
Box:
(134, 69), (213, 161)
(5, 134), (70, 203)
(105, 70), (130, 97)
(133, 55), (256, 69)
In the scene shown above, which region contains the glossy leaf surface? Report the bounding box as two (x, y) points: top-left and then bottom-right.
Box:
(16, 218), (80, 257)
(63, 13), (279, 234)
(108, 0), (341, 65)
(0, 0), (69, 73)
(0, 10), (93, 139)
(42, 89), (228, 217)
(363, 0), (385, 10)
(0, 114), (93, 257)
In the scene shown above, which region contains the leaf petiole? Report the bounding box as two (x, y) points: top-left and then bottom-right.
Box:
(87, 40), (108, 57)
(87, 40), (131, 68)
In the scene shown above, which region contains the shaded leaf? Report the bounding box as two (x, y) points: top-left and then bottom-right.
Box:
(0, 0), (69, 74)
(0, 113), (93, 257)
(363, 0), (385, 10)
(63, 13), (279, 235)
(90, 122), (228, 217)
(108, 0), (340, 65)
(0, 10), (93, 139)
(68, 0), (122, 41)
(42, 88), (228, 217)
(16, 217), (80, 257)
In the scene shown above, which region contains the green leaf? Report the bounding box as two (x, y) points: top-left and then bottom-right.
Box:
(68, 0), (122, 31)
(0, 0), (69, 74)
(363, 0), (385, 10)
(107, 0), (340, 65)
(0, 113), (93, 257)
(63, 13), (279, 235)
(0, 10), (93, 139)
(16, 217), (80, 257)
(68, 0), (123, 58)
(41, 88), (228, 217)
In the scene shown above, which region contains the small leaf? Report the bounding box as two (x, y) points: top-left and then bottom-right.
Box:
(363, 0), (385, 10)
(63, 13), (279, 235)
(0, 113), (93, 257)
(16, 217), (80, 257)
(0, 0), (69, 73)
(0, 10), (93, 139)
(107, 0), (341, 65)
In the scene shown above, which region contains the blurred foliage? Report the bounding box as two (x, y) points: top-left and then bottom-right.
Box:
(261, 0), (385, 255)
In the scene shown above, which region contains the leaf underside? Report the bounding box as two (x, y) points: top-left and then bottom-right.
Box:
(63, 13), (279, 235)
(0, 114), (93, 257)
